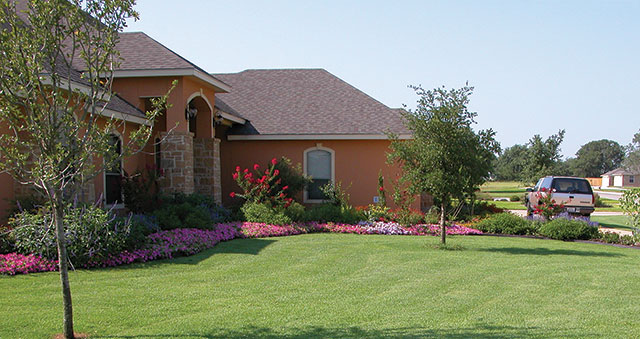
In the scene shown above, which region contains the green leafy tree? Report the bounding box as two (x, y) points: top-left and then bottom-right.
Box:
(494, 144), (528, 181)
(521, 130), (565, 184)
(0, 1), (171, 338)
(388, 84), (500, 244)
(571, 139), (625, 177)
(623, 130), (640, 174)
(619, 188), (640, 239)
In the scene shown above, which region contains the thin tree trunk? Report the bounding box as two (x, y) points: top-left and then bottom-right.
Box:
(53, 192), (74, 339)
(440, 202), (446, 245)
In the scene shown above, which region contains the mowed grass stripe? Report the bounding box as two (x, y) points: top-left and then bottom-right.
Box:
(1, 233), (639, 338)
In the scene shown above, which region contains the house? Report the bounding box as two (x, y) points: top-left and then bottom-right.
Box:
(1, 5), (421, 222)
(601, 168), (640, 188)
(212, 69), (424, 209)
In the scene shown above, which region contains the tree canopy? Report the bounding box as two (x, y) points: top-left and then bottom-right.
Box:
(571, 139), (625, 177)
(623, 130), (640, 174)
(388, 84), (500, 244)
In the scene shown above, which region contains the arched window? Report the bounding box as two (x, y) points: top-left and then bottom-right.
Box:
(304, 147), (335, 202)
(104, 134), (123, 205)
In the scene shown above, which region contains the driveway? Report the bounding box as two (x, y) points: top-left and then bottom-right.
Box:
(594, 190), (624, 201)
(507, 210), (624, 217)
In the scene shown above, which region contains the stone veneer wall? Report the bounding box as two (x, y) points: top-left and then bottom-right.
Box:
(159, 131), (194, 194)
(213, 138), (222, 204)
(192, 138), (222, 204)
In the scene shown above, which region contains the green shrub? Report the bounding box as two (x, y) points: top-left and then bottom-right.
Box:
(510, 195), (521, 202)
(284, 202), (306, 222)
(364, 204), (391, 222)
(392, 208), (424, 226)
(475, 212), (538, 235)
(10, 205), (135, 265)
(319, 182), (351, 208)
(6, 194), (48, 217)
(538, 218), (599, 241)
(152, 202), (213, 230)
(304, 204), (364, 224)
(273, 157), (312, 200)
(423, 207), (441, 224)
(600, 232), (620, 244)
(0, 225), (14, 254)
(599, 231), (636, 246)
(122, 166), (161, 213)
(241, 202), (292, 225)
(150, 193), (231, 230)
(593, 194), (610, 208)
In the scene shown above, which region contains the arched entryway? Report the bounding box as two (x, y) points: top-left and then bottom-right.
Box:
(185, 93), (221, 203)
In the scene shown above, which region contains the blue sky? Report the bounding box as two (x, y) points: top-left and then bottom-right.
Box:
(125, 0), (640, 158)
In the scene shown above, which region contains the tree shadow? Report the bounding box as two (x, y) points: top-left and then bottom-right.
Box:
(476, 246), (625, 257)
(77, 238), (277, 272)
(93, 323), (596, 338)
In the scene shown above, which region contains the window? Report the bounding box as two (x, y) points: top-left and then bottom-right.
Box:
(630, 175), (635, 184)
(154, 137), (162, 176)
(304, 147), (334, 201)
(104, 134), (123, 205)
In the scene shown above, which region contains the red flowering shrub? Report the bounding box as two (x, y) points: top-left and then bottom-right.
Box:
(231, 158), (293, 208)
(533, 188), (566, 220)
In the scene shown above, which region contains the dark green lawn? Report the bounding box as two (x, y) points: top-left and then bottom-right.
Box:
(592, 215), (636, 232)
(2, 234), (640, 338)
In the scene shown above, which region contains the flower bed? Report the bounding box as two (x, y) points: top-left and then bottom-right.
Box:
(2, 221), (482, 275)
(0, 253), (58, 275)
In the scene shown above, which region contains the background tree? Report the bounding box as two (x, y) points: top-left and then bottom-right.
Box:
(570, 139), (625, 177)
(521, 130), (565, 184)
(388, 84), (500, 245)
(0, 1), (170, 338)
(623, 130), (640, 174)
(493, 144), (528, 181)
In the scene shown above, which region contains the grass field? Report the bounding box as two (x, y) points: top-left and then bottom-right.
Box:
(2, 234), (640, 338)
(592, 215), (636, 232)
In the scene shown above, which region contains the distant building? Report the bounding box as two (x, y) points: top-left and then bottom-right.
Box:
(601, 168), (640, 188)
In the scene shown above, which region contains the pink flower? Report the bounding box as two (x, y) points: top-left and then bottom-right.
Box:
(253, 164), (260, 170)
(235, 166), (241, 172)
(271, 158), (277, 165)
(379, 186), (384, 192)
(282, 185), (289, 190)
(229, 192), (236, 198)
(232, 173), (239, 180)
(273, 170), (280, 176)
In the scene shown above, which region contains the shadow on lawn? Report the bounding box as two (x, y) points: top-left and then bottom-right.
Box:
(94, 323), (595, 338)
(84, 238), (277, 271)
(477, 247), (625, 257)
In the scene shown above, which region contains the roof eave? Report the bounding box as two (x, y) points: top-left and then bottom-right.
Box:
(227, 133), (412, 141)
(109, 68), (231, 93)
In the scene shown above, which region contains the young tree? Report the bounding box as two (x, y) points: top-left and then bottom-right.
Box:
(494, 144), (528, 181)
(521, 130), (565, 184)
(623, 130), (640, 174)
(388, 84), (500, 244)
(0, 1), (170, 337)
(571, 139), (625, 177)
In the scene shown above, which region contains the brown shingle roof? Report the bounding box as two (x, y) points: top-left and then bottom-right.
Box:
(212, 69), (409, 136)
(116, 32), (203, 71)
(602, 168), (637, 176)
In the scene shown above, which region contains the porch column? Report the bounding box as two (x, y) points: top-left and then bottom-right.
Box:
(159, 131), (194, 194)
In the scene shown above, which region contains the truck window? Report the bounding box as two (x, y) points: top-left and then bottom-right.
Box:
(541, 177), (553, 190)
(533, 178), (543, 191)
(551, 178), (593, 194)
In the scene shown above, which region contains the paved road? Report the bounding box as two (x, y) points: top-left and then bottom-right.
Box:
(593, 190), (624, 201)
(508, 210), (624, 217)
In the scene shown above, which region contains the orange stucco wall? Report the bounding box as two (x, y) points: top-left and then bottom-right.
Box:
(218, 134), (419, 209)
